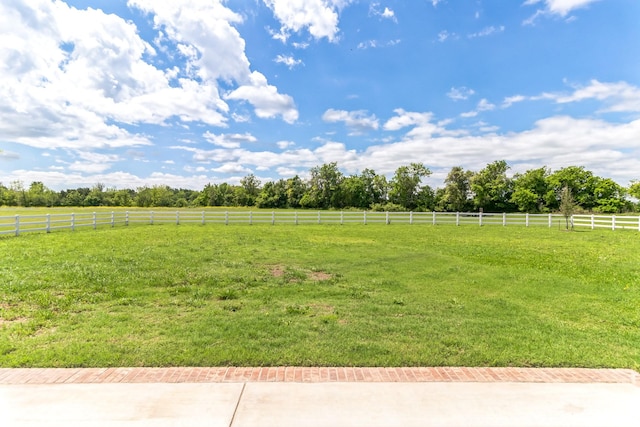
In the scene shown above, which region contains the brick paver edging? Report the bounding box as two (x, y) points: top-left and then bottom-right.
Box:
(0, 367), (637, 386)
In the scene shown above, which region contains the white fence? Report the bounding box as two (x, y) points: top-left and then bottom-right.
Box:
(0, 211), (637, 237)
(572, 214), (640, 231)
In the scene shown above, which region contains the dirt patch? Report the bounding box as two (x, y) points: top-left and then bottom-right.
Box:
(270, 266), (286, 278)
(309, 271), (332, 281)
(0, 317), (28, 326)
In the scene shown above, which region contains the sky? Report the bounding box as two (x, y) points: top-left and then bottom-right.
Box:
(1, 0), (639, 191)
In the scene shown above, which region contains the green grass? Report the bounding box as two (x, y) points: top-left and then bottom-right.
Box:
(0, 223), (639, 370)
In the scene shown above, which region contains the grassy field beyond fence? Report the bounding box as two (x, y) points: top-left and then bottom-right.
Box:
(1, 223), (639, 370)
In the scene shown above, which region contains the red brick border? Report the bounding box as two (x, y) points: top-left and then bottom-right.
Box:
(0, 367), (637, 385)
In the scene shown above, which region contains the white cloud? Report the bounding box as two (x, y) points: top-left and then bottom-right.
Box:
(499, 80), (640, 113)
(263, 0), (353, 42)
(277, 140), (296, 149)
(502, 95), (527, 108)
(322, 109), (379, 134)
(370, 4), (397, 22)
(447, 87), (475, 101)
(523, 0), (601, 24)
(226, 71), (299, 123)
(554, 80), (640, 112)
(468, 25), (505, 38)
(204, 132), (258, 148)
(0, 150), (20, 160)
(357, 39), (401, 49)
(211, 163), (253, 174)
(274, 54), (304, 69)
(477, 99), (496, 111)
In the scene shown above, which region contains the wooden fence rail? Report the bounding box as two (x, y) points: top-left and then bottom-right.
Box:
(0, 211), (638, 237)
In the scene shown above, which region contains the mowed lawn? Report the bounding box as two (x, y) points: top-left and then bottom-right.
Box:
(0, 223), (639, 370)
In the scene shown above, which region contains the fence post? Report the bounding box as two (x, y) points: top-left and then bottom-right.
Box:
(225, 211), (229, 226)
(295, 211), (298, 225)
(202, 211), (205, 225)
(432, 211), (436, 225)
(111, 212), (115, 228)
(249, 211), (253, 225)
(317, 211), (321, 225)
(525, 213), (529, 227)
(15, 215), (19, 236)
(93, 212), (97, 230)
(385, 212), (389, 225)
(46, 214), (51, 233)
(272, 211), (275, 225)
(125, 211), (129, 226)
(479, 212), (483, 227)
(363, 211), (367, 225)
(503, 212), (507, 227)
(456, 212), (460, 226)
(591, 214), (595, 230)
(548, 213), (552, 228)
(340, 211), (344, 225)
(409, 211), (413, 225)
(612, 215), (616, 231)
(176, 211), (180, 225)
(150, 211), (154, 225)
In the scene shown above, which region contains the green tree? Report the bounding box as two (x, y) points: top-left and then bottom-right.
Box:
(304, 163), (344, 209)
(438, 166), (473, 212)
(470, 160), (515, 212)
(546, 166), (597, 211)
(285, 176), (306, 208)
(593, 178), (626, 213)
(237, 174), (261, 206)
(511, 167), (550, 213)
(256, 180), (287, 208)
(388, 163), (431, 210)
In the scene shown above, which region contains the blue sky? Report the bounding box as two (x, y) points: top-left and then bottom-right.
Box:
(1, 0), (639, 190)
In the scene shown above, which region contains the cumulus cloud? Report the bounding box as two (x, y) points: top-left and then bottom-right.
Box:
(204, 132), (258, 149)
(274, 54), (304, 69)
(370, 3), (397, 22)
(263, 0), (353, 42)
(0, 0), (298, 158)
(500, 80), (640, 113)
(447, 87), (475, 101)
(226, 71), (299, 123)
(523, 0), (601, 24)
(322, 109), (379, 134)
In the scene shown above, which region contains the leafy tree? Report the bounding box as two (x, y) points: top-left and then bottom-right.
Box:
(470, 160), (515, 212)
(112, 189), (135, 207)
(305, 163), (344, 209)
(256, 180), (287, 208)
(593, 178), (626, 213)
(237, 174), (261, 206)
(511, 167), (550, 213)
(27, 181), (58, 207)
(388, 163), (431, 210)
(437, 166), (473, 212)
(546, 166), (597, 211)
(10, 181), (27, 207)
(285, 175), (306, 208)
(629, 181), (640, 199)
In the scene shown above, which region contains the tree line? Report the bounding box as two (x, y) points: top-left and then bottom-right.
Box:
(1, 161), (639, 213)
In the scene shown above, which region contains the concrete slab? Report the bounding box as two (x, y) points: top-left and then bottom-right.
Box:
(0, 383), (244, 427)
(233, 382), (640, 427)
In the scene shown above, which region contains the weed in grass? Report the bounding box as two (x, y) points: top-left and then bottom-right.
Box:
(217, 289), (238, 301)
(285, 304), (310, 315)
